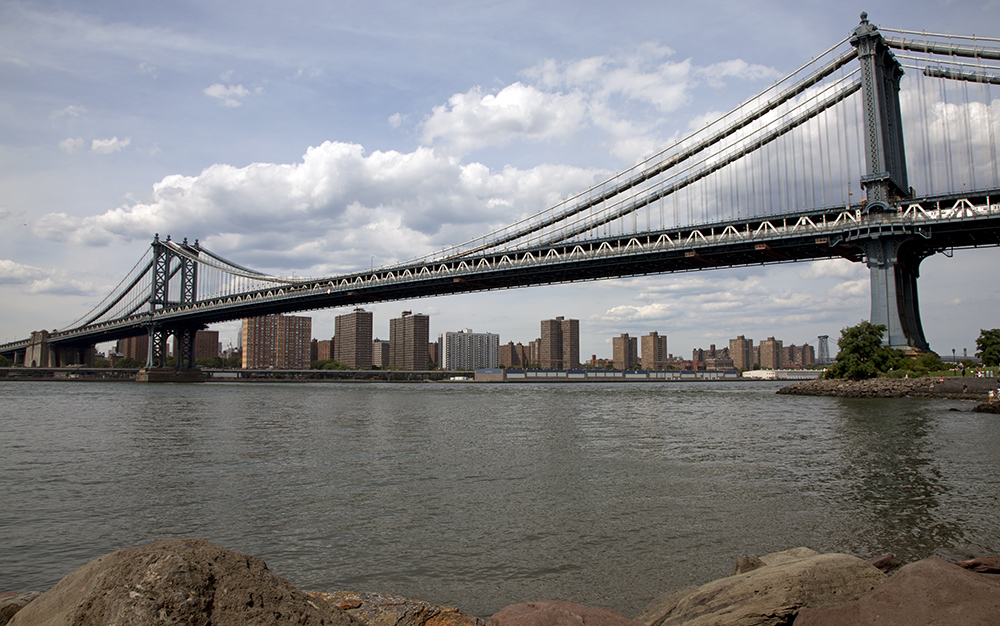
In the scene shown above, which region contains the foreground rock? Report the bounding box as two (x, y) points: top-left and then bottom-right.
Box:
(487, 601), (644, 626)
(311, 591), (484, 626)
(794, 557), (1000, 625)
(778, 376), (997, 400)
(1, 594), (40, 626)
(636, 548), (885, 626)
(7, 538), (363, 626)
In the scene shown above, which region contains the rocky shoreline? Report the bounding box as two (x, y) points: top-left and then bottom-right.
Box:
(778, 375), (1000, 406)
(3, 539), (999, 626)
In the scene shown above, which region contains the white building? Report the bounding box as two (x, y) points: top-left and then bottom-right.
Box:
(438, 329), (500, 370)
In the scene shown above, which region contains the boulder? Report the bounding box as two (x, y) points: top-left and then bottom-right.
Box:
(310, 591), (484, 626)
(636, 549), (885, 626)
(1, 593), (41, 626)
(487, 601), (645, 626)
(867, 554), (902, 574)
(794, 557), (1000, 625)
(954, 556), (1000, 574)
(7, 538), (363, 626)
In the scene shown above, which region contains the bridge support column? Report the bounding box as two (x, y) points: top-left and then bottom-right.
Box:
(862, 236), (930, 353)
(146, 326), (169, 368)
(24, 330), (54, 368)
(173, 327), (199, 370)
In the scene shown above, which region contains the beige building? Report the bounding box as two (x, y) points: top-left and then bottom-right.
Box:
(241, 314), (312, 369)
(372, 339), (390, 368)
(613, 333), (639, 370)
(641, 332), (669, 370)
(729, 335), (754, 371)
(759, 336), (783, 370)
(334, 308), (373, 368)
(539, 316), (580, 370)
(390, 311), (430, 370)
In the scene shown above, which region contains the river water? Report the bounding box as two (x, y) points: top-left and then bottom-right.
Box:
(1, 380), (998, 618)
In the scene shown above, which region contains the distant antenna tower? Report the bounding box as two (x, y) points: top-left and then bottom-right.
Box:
(817, 335), (830, 364)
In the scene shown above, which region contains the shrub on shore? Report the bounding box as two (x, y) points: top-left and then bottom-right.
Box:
(825, 321), (903, 380)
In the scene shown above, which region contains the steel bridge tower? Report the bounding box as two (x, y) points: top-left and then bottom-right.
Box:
(145, 235), (203, 370)
(849, 12), (930, 352)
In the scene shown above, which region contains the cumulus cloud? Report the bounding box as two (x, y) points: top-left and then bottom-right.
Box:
(421, 43), (780, 162)
(32, 141), (604, 272)
(51, 105), (85, 119)
(204, 83), (258, 107)
(798, 258), (866, 280)
(91, 136), (130, 154)
(421, 83), (588, 154)
(0, 260), (95, 295)
(59, 137), (85, 154)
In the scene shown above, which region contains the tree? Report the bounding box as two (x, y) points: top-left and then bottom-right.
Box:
(825, 320), (903, 380)
(0, 355), (11, 367)
(976, 329), (1000, 366)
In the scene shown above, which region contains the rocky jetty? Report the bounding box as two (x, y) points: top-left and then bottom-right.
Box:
(777, 375), (998, 401)
(4, 541), (1000, 626)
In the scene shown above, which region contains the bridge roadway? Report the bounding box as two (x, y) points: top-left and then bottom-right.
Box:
(3, 189), (1000, 356)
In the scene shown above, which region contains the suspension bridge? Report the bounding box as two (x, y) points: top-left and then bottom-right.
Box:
(4, 13), (1000, 371)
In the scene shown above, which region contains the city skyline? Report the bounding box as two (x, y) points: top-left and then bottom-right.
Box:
(2, 1), (998, 360)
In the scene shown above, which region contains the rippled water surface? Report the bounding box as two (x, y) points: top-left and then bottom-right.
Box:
(2, 380), (998, 617)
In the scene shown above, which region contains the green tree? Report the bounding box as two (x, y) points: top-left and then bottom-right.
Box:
(826, 320), (903, 380)
(0, 355), (12, 367)
(976, 329), (1000, 366)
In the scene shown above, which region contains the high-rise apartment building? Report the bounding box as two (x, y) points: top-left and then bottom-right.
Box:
(241, 314), (312, 369)
(729, 335), (754, 371)
(613, 333), (639, 370)
(759, 336), (783, 370)
(439, 329), (500, 370)
(641, 332), (669, 370)
(334, 308), (373, 368)
(499, 342), (530, 368)
(372, 339), (390, 368)
(390, 311), (430, 370)
(116, 334), (149, 363)
(539, 316), (580, 370)
(316, 339), (333, 361)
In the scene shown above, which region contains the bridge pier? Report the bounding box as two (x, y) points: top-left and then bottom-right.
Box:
(860, 235), (931, 353)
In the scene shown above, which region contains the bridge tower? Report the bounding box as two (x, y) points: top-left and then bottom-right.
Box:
(145, 235), (203, 370)
(850, 12), (930, 353)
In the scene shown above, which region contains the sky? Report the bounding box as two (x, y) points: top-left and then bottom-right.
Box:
(2, 0), (998, 361)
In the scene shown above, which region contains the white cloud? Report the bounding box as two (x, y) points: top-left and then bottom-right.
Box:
(421, 82), (588, 154)
(0, 260), (95, 296)
(0, 259), (49, 284)
(419, 43), (781, 162)
(91, 136), (130, 154)
(203, 83), (256, 107)
(51, 105), (85, 119)
(388, 112), (407, 128)
(59, 137), (85, 154)
(32, 141), (603, 272)
(798, 258), (866, 280)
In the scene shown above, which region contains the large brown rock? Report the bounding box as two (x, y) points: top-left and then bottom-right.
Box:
(794, 557), (1000, 625)
(8, 538), (363, 626)
(310, 591), (484, 626)
(487, 601), (645, 626)
(636, 549), (885, 626)
(1, 593), (41, 626)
